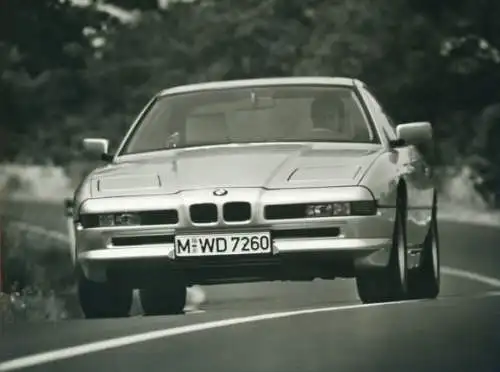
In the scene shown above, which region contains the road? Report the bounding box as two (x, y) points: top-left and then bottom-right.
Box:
(1, 220), (500, 372)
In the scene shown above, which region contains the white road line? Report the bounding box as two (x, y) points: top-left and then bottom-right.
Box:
(475, 290), (500, 298)
(442, 266), (500, 288)
(0, 300), (419, 372)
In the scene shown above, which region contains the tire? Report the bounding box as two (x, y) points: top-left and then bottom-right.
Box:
(140, 282), (187, 316)
(407, 200), (440, 299)
(78, 275), (132, 319)
(356, 205), (409, 303)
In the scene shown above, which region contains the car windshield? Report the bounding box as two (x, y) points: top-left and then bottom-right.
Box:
(120, 85), (378, 155)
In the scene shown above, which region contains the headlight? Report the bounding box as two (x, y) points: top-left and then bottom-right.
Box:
(305, 202), (351, 217)
(79, 209), (179, 228)
(264, 201), (377, 220)
(98, 213), (142, 227)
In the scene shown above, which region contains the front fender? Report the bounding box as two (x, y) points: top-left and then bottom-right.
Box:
(359, 152), (400, 208)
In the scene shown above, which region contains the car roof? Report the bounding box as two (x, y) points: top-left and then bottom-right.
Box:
(158, 76), (361, 97)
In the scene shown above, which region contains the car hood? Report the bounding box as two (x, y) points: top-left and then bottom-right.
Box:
(88, 143), (383, 198)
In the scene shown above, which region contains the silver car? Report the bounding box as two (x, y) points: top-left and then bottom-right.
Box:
(72, 77), (440, 318)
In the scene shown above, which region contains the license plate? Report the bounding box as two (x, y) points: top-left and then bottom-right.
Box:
(174, 231), (272, 257)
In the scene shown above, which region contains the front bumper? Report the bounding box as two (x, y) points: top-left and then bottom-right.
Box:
(79, 236), (389, 261)
(75, 187), (396, 283)
(75, 214), (395, 284)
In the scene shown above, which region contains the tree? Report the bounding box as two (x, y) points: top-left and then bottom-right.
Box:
(0, 0), (104, 162)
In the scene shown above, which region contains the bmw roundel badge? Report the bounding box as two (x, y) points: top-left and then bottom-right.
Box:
(213, 188), (228, 196)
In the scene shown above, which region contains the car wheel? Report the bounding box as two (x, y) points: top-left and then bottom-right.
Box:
(356, 205), (409, 303)
(407, 201), (440, 299)
(140, 282), (187, 316)
(78, 275), (132, 319)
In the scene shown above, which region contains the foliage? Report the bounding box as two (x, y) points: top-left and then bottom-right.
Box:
(2, 0), (500, 202)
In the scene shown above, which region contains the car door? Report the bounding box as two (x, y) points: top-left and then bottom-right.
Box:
(357, 85), (433, 247)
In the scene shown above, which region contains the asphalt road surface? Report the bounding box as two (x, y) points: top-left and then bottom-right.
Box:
(1, 220), (500, 372)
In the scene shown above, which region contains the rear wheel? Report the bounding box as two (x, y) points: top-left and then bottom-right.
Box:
(140, 281), (187, 316)
(78, 275), (132, 319)
(356, 205), (409, 303)
(407, 200), (440, 299)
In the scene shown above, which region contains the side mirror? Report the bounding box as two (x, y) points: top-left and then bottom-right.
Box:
(394, 121), (432, 147)
(82, 138), (112, 161)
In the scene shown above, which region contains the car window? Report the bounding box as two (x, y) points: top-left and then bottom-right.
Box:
(124, 99), (174, 153)
(360, 87), (397, 141)
(120, 86), (380, 155)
